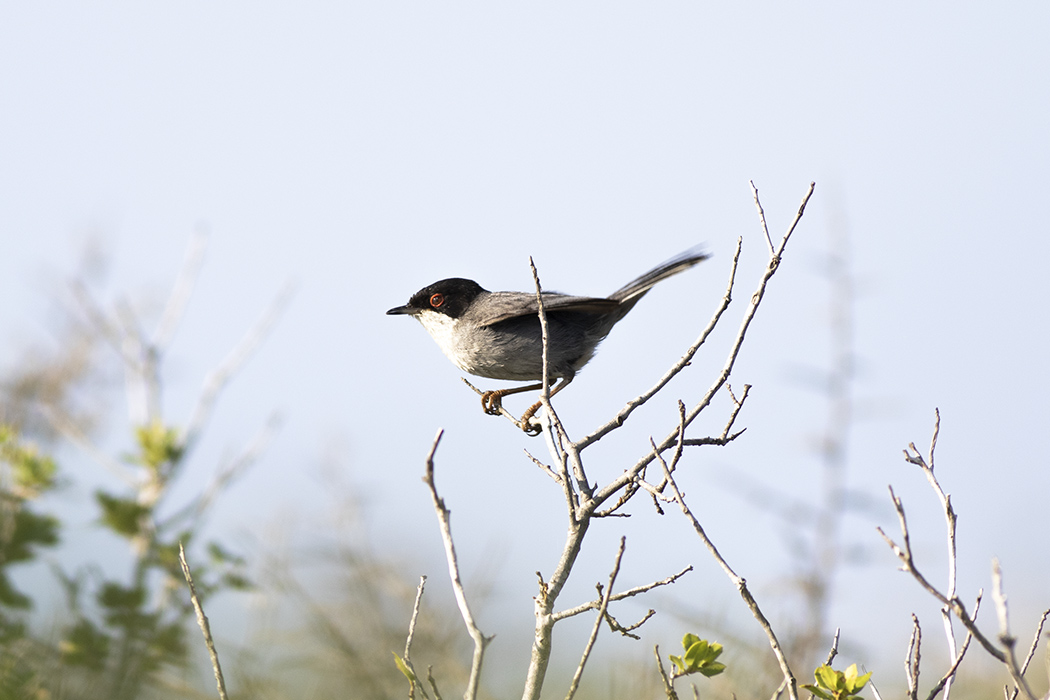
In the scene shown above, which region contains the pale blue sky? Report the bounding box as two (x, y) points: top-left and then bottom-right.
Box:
(2, 3), (1048, 691)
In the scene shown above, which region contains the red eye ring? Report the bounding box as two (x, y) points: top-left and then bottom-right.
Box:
(429, 293), (445, 308)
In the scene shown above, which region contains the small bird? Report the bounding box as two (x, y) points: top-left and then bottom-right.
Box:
(387, 246), (710, 432)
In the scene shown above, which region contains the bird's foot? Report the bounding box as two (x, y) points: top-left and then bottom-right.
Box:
(481, 390), (504, 416)
(519, 401), (543, 435)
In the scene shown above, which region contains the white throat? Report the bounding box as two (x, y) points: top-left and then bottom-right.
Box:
(414, 310), (471, 372)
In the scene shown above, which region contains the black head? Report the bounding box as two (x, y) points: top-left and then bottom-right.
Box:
(386, 278), (487, 319)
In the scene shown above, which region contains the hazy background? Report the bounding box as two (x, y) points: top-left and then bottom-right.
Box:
(1, 2), (1048, 694)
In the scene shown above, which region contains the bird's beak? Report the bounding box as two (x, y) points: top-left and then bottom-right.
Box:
(386, 305), (415, 316)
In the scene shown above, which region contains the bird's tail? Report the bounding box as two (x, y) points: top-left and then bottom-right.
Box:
(609, 244), (710, 303)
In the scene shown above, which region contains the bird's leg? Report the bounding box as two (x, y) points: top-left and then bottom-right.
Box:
(481, 383), (543, 416)
(519, 375), (574, 428)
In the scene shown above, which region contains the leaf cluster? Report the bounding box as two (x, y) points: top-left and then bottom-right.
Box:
(802, 663), (872, 700)
(668, 633), (726, 679)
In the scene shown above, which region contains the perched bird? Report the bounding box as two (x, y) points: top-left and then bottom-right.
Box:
(387, 246), (709, 432)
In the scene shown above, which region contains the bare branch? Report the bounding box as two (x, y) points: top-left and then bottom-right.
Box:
(39, 404), (132, 482)
(885, 414), (1039, 700)
(1010, 609), (1049, 700)
(906, 614), (921, 700)
(523, 448), (562, 484)
(552, 566), (692, 622)
(776, 181), (816, 257)
(682, 383), (751, 448)
(68, 278), (128, 360)
(565, 537), (626, 700)
(152, 227), (209, 350)
(603, 608), (656, 639)
(824, 628), (841, 666)
(750, 180), (776, 255)
(422, 429), (490, 700)
(902, 409), (964, 700)
(992, 560), (1037, 700)
(427, 667), (444, 700)
(183, 279), (295, 455)
(400, 576), (431, 700)
(165, 411), (283, 529)
(529, 256), (552, 425)
(404, 575), (427, 659)
(659, 456), (798, 700)
(592, 181), (816, 508)
(993, 559), (1016, 651)
(926, 593), (981, 700)
(654, 645), (680, 700)
(179, 543), (229, 700)
(577, 237), (741, 451)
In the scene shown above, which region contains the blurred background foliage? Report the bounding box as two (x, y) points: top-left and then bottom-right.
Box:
(0, 250), (479, 700)
(0, 240), (1042, 700)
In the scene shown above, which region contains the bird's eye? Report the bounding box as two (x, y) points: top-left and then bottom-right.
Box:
(429, 293), (445, 308)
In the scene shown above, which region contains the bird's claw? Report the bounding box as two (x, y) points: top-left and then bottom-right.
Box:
(521, 420), (542, 436)
(519, 401), (543, 435)
(481, 391), (503, 416)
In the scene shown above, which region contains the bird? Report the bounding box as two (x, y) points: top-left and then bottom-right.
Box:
(387, 246), (710, 433)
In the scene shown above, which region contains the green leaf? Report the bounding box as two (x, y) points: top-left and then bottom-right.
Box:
(60, 618), (111, 670)
(0, 572), (31, 609)
(684, 638), (709, 668)
(222, 572), (253, 591)
(814, 665), (840, 690)
(0, 510), (60, 563)
(131, 421), (184, 470)
(698, 662), (726, 677)
(151, 622), (187, 664)
(208, 541), (247, 566)
(801, 685), (834, 700)
(393, 652), (416, 682)
(0, 428), (59, 495)
(98, 582), (146, 611)
(95, 492), (150, 538)
(671, 635), (727, 679)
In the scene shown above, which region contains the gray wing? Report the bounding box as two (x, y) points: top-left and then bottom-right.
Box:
(476, 291), (619, 327)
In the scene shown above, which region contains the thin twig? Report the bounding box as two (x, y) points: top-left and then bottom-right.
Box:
(576, 237), (741, 451)
(552, 566), (692, 621)
(165, 412), (283, 529)
(824, 628), (841, 666)
(654, 645), (680, 700)
(591, 182), (816, 506)
(405, 576), (427, 660)
(883, 414), (1039, 700)
(992, 560), (1036, 700)
(400, 576), (431, 700)
(750, 180), (776, 255)
(523, 448), (562, 483)
(152, 227), (209, 350)
(422, 429), (489, 700)
(926, 593), (981, 700)
(565, 537), (626, 700)
(603, 608), (656, 639)
(904, 410), (963, 700)
(659, 458), (798, 700)
(1009, 609), (1049, 700)
(529, 257), (552, 431)
(179, 543), (228, 700)
(183, 279), (295, 456)
(427, 667), (444, 700)
(906, 614), (921, 700)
